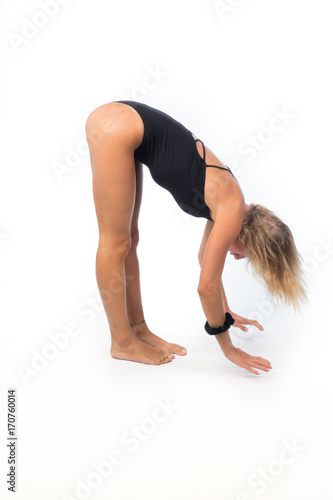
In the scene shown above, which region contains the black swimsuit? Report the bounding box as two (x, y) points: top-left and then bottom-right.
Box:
(114, 100), (235, 221)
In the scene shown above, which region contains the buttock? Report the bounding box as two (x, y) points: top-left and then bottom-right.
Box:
(109, 102), (144, 150)
(86, 102), (143, 153)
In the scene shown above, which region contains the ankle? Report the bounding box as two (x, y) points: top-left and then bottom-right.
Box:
(129, 319), (146, 327)
(111, 330), (135, 348)
(130, 319), (147, 331)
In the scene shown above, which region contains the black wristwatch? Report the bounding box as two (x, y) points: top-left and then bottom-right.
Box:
(204, 312), (235, 335)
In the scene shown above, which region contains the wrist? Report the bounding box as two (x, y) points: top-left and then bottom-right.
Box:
(204, 312), (235, 335)
(215, 331), (234, 357)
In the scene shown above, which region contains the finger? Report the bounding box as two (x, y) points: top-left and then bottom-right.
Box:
(256, 356), (271, 364)
(237, 349), (272, 370)
(241, 353), (271, 369)
(248, 359), (272, 371)
(235, 322), (248, 332)
(248, 320), (264, 331)
(255, 321), (264, 331)
(233, 320), (252, 332)
(234, 316), (248, 324)
(247, 356), (272, 368)
(252, 356), (272, 368)
(243, 364), (260, 375)
(233, 318), (256, 332)
(240, 319), (264, 331)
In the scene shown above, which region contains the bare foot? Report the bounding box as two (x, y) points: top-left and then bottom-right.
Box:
(111, 334), (174, 365)
(131, 323), (187, 356)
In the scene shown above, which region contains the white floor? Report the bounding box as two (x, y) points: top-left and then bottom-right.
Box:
(2, 282), (333, 500)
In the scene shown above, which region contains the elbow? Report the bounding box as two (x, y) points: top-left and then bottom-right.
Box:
(197, 282), (218, 297)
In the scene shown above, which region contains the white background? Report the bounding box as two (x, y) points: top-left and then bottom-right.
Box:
(1, 0), (332, 499)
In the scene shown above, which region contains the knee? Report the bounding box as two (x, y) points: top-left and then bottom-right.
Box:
(98, 235), (132, 256)
(130, 230), (139, 250)
(121, 237), (132, 256)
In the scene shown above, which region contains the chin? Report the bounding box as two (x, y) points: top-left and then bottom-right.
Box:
(231, 253), (244, 260)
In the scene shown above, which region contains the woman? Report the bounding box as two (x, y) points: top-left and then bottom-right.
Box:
(85, 100), (308, 374)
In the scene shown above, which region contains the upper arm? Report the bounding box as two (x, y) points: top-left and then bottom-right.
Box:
(198, 219), (214, 262)
(198, 199), (244, 292)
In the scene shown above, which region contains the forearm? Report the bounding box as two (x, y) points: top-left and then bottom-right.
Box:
(199, 255), (230, 311)
(198, 285), (225, 327)
(220, 279), (230, 311)
(198, 255), (234, 350)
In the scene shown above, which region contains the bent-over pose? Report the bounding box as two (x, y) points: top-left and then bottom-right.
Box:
(85, 100), (308, 374)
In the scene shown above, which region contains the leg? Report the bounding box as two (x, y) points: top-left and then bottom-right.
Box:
(124, 161), (187, 356)
(123, 160), (146, 324)
(86, 103), (173, 365)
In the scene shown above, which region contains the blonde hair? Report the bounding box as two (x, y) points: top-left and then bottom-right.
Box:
(238, 203), (309, 313)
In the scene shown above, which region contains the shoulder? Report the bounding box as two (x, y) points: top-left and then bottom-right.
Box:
(207, 174), (245, 228)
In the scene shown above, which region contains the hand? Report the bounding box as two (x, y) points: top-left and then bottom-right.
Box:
(225, 346), (272, 375)
(226, 310), (264, 332)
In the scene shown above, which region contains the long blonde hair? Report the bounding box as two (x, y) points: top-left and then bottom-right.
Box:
(238, 203), (309, 313)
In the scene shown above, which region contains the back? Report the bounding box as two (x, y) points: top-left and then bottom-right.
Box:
(115, 100), (212, 220)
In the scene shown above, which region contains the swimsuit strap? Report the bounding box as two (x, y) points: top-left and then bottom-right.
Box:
(194, 138), (206, 163)
(195, 138), (234, 177)
(206, 165), (235, 177)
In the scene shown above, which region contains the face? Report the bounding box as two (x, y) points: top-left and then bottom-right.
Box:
(229, 236), (246, 260)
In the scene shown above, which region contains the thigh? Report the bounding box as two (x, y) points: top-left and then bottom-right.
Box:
(86, 106), (139, 248)
(130, 161), (143, 238)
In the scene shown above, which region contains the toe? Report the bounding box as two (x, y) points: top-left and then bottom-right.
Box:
(172, 344), (187, 355)
(161, 352), (174, 363)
